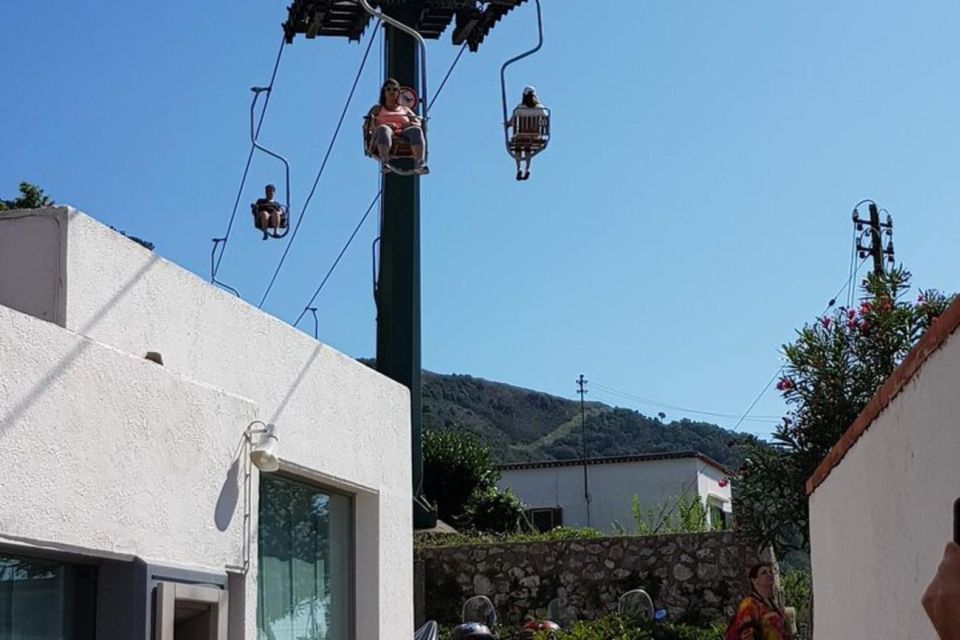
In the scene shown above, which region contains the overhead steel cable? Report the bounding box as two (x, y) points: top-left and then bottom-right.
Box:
(428, 43), (467, 112)
(212, 35), (287, 282)
(291, 44), (470, 328)
(294, 190), (382, 327)
(257, 19), (381, 309)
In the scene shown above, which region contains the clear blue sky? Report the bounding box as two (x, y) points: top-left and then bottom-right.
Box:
(4, 1), (959, 439)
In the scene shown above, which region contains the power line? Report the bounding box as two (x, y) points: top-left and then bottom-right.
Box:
(212, 36), (287, 282)
(730, 367), (783, 433)
(257, 20), (381, 309)
(731, 250), (874, 434)
(589, 382), (781, 423)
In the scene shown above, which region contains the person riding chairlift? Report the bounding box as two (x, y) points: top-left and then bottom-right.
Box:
(366, 78), (428, 175)
(509, 85), (549, 180)
(252, 184), (286, 240)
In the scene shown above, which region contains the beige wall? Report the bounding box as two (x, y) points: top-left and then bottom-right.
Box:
(808, 327), (960, 639)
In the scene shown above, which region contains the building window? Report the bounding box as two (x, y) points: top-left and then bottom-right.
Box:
(707, 497), (729, 530)
(527, 507), (563, 532)
(0, 552), (96, 639)
(258, 475), (353, 640)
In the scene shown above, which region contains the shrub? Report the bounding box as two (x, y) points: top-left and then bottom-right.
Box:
(423, 428), (501, 525)
(437, 616), (725, 640)
(466, 486), (529, 534)
(781, 570), (812, 640)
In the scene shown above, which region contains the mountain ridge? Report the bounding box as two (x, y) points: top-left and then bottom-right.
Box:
(419, 369), (754, 468)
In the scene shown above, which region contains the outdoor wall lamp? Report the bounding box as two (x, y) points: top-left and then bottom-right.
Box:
(245, 420), (280, 472)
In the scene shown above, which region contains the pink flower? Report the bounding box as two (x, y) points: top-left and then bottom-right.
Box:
(847, 319), (858, 330)
(820, 317), (832, 328)
(860, 302), (872, 314)
(847, 309), (857, 319)
(718, 477), (729, 488)
(859, 321), (870, 334)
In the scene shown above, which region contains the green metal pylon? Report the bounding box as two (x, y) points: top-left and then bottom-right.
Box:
(375, 13), (436, 529)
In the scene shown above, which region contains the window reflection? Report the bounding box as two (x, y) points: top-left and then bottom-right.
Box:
(0, 553), (96, 640)
(258, 475), (352, 640)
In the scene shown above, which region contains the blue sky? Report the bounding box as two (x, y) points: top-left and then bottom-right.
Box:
(4, 1), (960, 438)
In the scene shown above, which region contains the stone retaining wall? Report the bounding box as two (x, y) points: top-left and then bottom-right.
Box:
(415, 532), (772, 627)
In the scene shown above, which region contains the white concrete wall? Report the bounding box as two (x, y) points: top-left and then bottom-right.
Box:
(0, 303), (254, 627)
(697, 460), (733, 528)
(499, 457), (730, 532)
(808, 328), (960, 639)
(0, 207), (413, 639)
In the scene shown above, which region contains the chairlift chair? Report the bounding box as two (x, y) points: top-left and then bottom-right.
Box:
(247, 86), (291, 239)
(500, 0), (549, 180)
(358, 0), (430, 177)
(362, 85), (428, 176)
(507, 102), (550, 180)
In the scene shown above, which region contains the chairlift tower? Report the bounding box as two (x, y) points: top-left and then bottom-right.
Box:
(283, 0), (530, 529)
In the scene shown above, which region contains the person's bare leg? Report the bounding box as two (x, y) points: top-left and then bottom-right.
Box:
(375, 125), (393, 166)
(405, 127), (428, 174)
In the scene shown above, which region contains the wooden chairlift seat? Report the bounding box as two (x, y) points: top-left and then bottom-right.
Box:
(509, 107), (550, 153)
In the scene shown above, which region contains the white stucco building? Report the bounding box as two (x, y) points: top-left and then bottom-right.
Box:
(806, 296), (960, 639)
(497, 452), (733, 533)
(0, 207), (413, 639)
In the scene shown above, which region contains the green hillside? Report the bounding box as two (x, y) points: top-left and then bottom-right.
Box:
(421, 370), (757, 468)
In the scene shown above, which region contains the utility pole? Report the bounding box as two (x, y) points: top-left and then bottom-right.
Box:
(853, 201), (895, 277)
(576, 374), (590, 527)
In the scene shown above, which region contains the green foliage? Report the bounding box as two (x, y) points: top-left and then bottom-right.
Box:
(441, 616), (725, 640)
(623, 487), (720, 535)
(781, 570), (812, 640)
(465, 486), (529, 534)
(423, 428), (501, 525)
(558, 616), (726, 640)
(0, 182), (54, 211)
(736, 267), (954, 554)
(415, 526), (603, 549)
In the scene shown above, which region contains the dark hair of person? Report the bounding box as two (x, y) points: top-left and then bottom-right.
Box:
(379, 78), (401, 106)
(522, 92), (539, 108)
(748, 562), (772, 581)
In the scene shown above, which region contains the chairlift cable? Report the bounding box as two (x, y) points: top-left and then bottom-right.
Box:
(294, 190), (382, 327)
(257, 19), (381, 309)
(212, 35), (288, 281)
(428, 43), (467, 113)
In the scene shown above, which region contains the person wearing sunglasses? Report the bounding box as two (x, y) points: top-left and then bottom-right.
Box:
(366, 78), (428, 174)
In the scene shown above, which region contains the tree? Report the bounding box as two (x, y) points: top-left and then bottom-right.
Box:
(735, 267), (953, 554)
(423, 428), (528, 532)
(0, 182), (54, 211)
